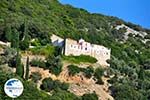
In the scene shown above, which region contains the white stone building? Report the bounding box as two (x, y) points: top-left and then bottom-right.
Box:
(51, 34), (64, 47)
(51, 34), (111, 66)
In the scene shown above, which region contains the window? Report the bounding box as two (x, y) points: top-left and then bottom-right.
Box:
(78, 45), (80, 49)
(97, 51), (99, 54)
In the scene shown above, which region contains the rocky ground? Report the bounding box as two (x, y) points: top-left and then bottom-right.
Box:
(23, 55), (114, 100)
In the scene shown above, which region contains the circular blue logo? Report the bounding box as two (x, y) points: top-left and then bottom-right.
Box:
(4, 78), (24, 98)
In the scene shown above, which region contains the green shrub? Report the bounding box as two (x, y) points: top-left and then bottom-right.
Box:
(40, 77), (53, 92)
(63, 55), (97, 64)
(95, 78), (104, 85)
(19, 40), (29, 50)
(94, 68), (104, 85)
(30, 59), (46, 68)
(46, 55), (62, 76)
(40, 77), (69, 92)
(49, 89), (80, 100)
(94, 68), (104, 79)
(110, 84), (146, 100)
(67, 65), (81, 76)
(30, 72), (42, 83)
(30, 39), (41, 46)
(29, 45), (55, 56)
(19, 81), (51, 99)
(83, 66), (94, 78)
(82, 92), (98, 100)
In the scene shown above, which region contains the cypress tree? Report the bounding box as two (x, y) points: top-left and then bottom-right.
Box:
(16, 51), (24, 78)
(15, 29), (24, 78)
(21, 63), (24, 78)
(25, 56), (29, 80)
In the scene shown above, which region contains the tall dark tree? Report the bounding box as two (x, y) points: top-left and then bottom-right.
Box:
(15, 29), (24, 78)
(16, 51), (24, 78)
(25, 56), (29, 80)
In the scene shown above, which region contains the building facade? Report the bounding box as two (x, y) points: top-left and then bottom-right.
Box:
(51, 34), (64, 47)
(51, 34), (111, 66)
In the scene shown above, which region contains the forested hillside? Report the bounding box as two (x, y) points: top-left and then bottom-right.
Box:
(0, 0), (150, 100)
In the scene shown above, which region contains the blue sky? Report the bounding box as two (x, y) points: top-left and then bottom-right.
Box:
(59, 0), (150, 29)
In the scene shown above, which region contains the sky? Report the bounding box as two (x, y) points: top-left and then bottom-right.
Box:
(59, 0), (150, 29)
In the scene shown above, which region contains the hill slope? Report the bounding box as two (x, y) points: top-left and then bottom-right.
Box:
(0, 0), (150, 100)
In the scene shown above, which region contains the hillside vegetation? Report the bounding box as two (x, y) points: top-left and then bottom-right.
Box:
(62, 55), (97, 64)
(0, 0), (150, 100)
